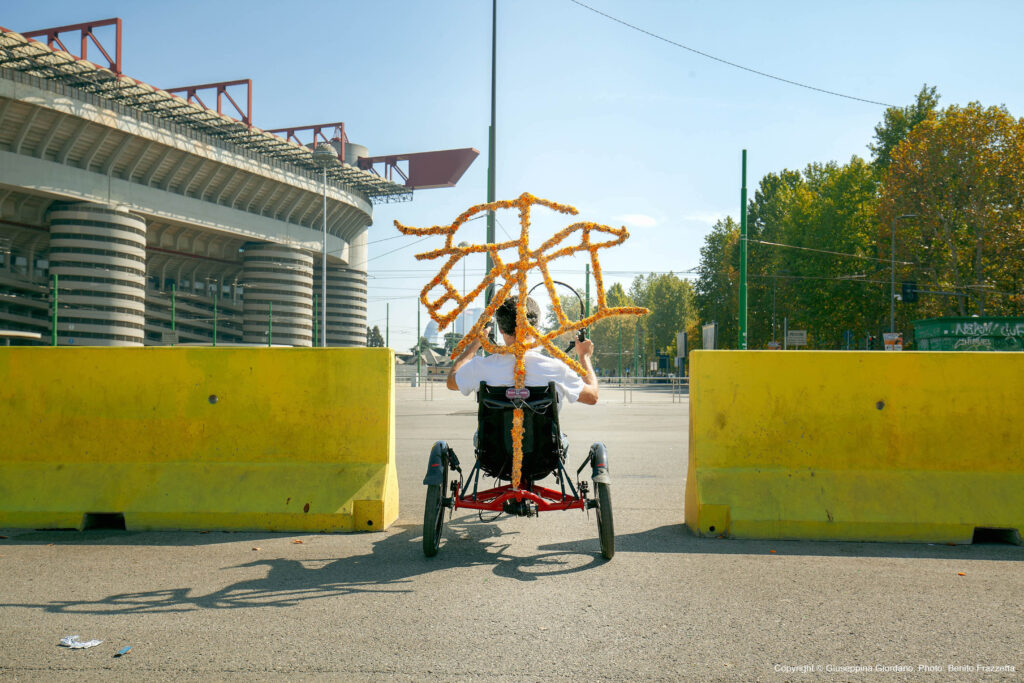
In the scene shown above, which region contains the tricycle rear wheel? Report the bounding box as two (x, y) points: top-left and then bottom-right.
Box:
(595, 481), (614, 559)
(423, 484), (445, 557)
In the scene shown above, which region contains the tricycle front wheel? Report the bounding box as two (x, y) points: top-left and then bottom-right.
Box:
(423, 484), (445, 557)
(595, 481), (614, 560)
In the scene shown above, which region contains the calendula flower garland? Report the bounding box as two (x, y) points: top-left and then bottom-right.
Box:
(396, 193), (648, 488)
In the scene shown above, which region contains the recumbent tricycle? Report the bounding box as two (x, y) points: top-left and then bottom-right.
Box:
(421, 379), (614, 560)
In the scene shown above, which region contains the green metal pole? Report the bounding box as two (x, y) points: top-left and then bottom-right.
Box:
(213, 291), (218, 347)
(618, 324), (622, 379)
(484, 0), (497, 306)
(313, 294), (318, 348)
(171, 282), (176, 346)
(386, 303), (390, 347)
(268, 301), (272, 347)
(416, 302), (421, 381)
(51, 273), (58, 346)
(739, 149), (748, 349)
(634, 322), (638, 377)
(584, 262), (590, 321)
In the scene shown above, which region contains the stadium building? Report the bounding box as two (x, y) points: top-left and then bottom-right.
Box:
(0, 18), (476, 346)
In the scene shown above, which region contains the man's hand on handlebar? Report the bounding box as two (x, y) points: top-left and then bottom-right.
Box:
(574, 338), (594, 360)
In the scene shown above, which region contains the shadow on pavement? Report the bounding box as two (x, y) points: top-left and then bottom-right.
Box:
(0, 529), (289, 546)
(539, 523), (1024, 561)
(0, 520), (608, 615)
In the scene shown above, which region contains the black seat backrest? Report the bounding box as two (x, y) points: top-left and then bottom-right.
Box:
(476, 382), (563, 481)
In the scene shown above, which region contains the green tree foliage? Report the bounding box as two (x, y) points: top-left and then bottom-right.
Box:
(744, 170), (804, 347)
(539, 279), (693, 375)
(869, 84), (940, 171)
(694, 217), (740, 348)
(588, 283), (636, 375)
(620, 274), (694, 373)
(443, 332), (463, 355)
(755, 158), (883, 348)
(366, 325), (385, 347)
(695, 160), (885, 349)
(878, 102), (1024, 319)
(692, 87), (1024, 349)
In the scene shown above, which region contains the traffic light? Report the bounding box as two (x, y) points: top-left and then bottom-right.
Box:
(867, 335), (877, 350)
(901, 280), (918, 303)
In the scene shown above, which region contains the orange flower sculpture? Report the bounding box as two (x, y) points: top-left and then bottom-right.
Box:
(395, 192), (648, 488)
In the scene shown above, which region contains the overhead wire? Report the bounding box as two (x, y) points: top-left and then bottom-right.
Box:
(747, 238), (913, 265)
(366, 235), (434, 263)
(367, 214), (486, 257)
(567, 0), (897, 108)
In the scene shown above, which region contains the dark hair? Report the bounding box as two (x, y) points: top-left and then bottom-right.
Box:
(495, 296), (540, 335)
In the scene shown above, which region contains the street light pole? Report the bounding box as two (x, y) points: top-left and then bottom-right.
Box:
(321, 165), (328, 346)
(321, 165), (325, 348)
(458, 241), (470, 336)
(312, 143), (338, 348)
(739, 149), (748, 349)
(485, 0), (497, 307)
(891, 214), (916, 333)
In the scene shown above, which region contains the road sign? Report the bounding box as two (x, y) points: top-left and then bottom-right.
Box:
(786, 329), (807, 346)
(676, 331), (688, 359)
(161, 331), (179, 344)
(766, 341), (781, 350)
(883, 332), (903, 351)
(701, 322), (718, 350)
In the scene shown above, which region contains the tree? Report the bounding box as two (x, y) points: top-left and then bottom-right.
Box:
(443, 332), (462, 355)
(542, 293), (589, 332)
(618, 274), (694, 372)
(869, 84), (940, 171)
(587, 283), (637, 375)
(696, 159), (885, 350)
(878, 101), (1024, 318)
(694, 217), (740, 348)
(692, 88), (1024, 347)
(645, 274), (695, 357)
(745, 169), (804, 347)
(366, 325), (385, 347)
(765, 158), (883, 347)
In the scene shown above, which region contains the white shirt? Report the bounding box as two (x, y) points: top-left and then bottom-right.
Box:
(455, 349), (585, 408)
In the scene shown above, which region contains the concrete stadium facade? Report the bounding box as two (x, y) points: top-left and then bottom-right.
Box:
(0, 26), (432, 347)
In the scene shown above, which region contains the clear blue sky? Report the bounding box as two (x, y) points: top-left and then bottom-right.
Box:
(5, 1), (1023, 349)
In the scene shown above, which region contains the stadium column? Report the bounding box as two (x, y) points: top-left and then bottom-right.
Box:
(315, 229), (368, 347)
(46, 202), (147, 346)
(241, 243), (314, 347)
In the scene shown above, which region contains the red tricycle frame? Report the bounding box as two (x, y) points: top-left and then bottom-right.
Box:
(453, 482), (587, 513)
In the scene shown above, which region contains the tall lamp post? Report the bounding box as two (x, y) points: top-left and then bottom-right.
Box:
(312, 143), (337, 347)
(891, 213), (916, 333)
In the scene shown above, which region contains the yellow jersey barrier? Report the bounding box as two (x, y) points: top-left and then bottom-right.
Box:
(0, 347), (398, 532)
(685, 351), (1023, 544)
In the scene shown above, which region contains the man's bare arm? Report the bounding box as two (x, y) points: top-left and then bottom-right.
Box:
(446, 331), (485, 391)
(575, 339), (599, 405)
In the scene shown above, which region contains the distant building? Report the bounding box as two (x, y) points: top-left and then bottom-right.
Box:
(424, 320), (441, 346)
(455, 307), (484, 336)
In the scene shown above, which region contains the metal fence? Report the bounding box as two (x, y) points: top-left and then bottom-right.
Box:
(395, 375), (688, 404)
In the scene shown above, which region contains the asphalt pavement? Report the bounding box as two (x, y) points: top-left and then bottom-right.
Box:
(0, 382), (1021, 681)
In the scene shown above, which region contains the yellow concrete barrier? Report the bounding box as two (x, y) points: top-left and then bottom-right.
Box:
(0, 347), (398, 532)
(685, 351), (1023, 543)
